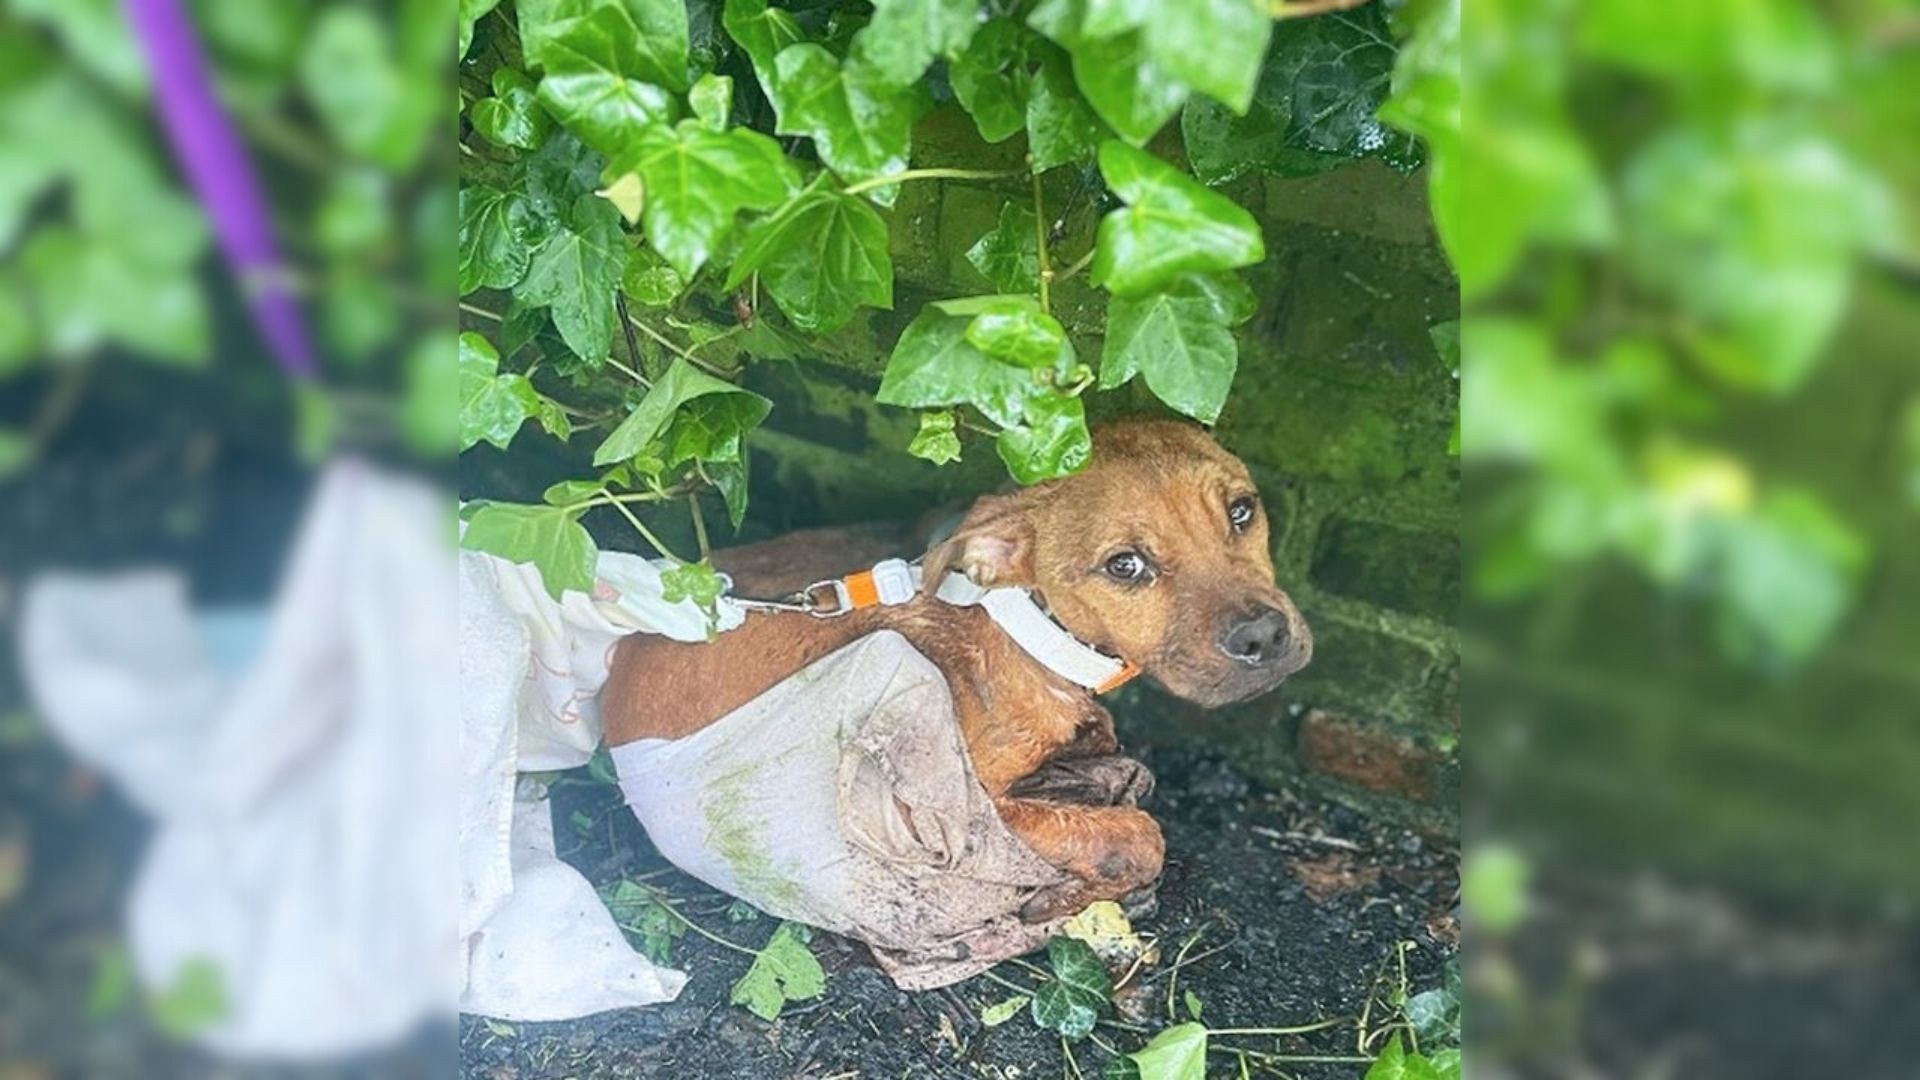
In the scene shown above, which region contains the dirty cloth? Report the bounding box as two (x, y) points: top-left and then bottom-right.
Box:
(614, 631), (1154, 989)
(457, 529), (741, 1021)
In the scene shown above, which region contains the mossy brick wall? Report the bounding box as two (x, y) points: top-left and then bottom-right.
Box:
(724, 109), (1461, 837)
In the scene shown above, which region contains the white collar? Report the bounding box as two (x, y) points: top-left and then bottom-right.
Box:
(927, 569), (1138, 693)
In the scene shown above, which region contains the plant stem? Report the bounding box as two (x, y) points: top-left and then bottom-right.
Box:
(1209, 1018), (1351, 1037)
(1055, 247), (1096, 284)
(460, 301), (503, 322)
(625, 315), (736, 380)
(567, 490), (676, 512)
(1032, 171), (1053, 314)
(620, 889), (758, 957)
(604, 354), (652, 387)
(841, 167), (1022, 196)
(978, 969), (1036, 996)
(599, 488), (685, 563)
(688, 493), (710, 560)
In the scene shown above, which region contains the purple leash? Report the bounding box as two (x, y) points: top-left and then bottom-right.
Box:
(123, 0), (317, 378)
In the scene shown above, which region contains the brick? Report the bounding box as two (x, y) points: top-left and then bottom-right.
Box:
(1310, 517), (1459, 623)
(1294, 709), (1440, 804)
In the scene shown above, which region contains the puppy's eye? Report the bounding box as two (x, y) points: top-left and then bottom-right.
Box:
(1228, 496), (1258, 533)
(1104, 551), (1150, 582)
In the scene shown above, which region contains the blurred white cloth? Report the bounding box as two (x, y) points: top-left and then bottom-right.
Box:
(16, 460), (734, 1053)
(21, 460), (459, 1057)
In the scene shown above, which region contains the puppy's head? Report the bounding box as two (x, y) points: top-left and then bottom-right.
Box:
(924, 420), (1310, 706)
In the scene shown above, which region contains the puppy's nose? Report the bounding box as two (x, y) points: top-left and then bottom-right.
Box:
(1220, 606), (1291, 665)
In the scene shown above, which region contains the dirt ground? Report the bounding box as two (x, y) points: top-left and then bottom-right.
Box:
(454, 742), (1461, 1080)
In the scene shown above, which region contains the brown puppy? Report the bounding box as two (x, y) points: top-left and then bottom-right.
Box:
(602, 420), (1311, 917)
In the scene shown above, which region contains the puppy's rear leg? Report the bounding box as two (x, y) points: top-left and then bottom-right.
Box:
(992, 797), (1164, 921)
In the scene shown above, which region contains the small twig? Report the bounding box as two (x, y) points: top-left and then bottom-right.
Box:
(603, 353), (652, 387)
(1165, 927), (1208, 1021)
(1061, 1036), (1083, 1080)
(460, 301), (504, 322)
(1247, 826), (1362, 852)
(616, 293), (648, 380)
(625, 314), (735, 379)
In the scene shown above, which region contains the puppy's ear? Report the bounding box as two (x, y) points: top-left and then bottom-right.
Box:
(921, 493), (1036, 591)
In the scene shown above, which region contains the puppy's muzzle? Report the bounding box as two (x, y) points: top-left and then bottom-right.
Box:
(1218, 603), (1312, 676)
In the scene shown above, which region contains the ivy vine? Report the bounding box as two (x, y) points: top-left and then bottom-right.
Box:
(456, 0), (1452, 599)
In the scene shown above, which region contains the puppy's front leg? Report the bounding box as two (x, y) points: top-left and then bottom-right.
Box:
(992, 796), (1164, 921)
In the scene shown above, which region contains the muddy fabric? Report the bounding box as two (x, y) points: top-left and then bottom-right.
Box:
(615, 631), (1152, 989)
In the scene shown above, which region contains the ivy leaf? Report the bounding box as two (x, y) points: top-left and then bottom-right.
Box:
(612, 120), (800, 278)
(460, 0), (503, 60)
(772, 44), (916, 205)
(461, 502), (599, 600)
(660, 559), (728, 626)
(951, 19), (1033, 143)
(317, 169), (393, 256)
(536, 72), (674, 157)
(301, 7), (434, 169)
(1124, 1022), (1208, 1080)
(1027, 45), (1106, 171)
(960, 298), (1068, 369)
(623, 244), (687, 307)
(725, 179), (893, 333)
(1100, 272), (1253, 423)
(978, 993), (1030, 1027)
(704, 456), (751, 527)
(1363, 1034), (1444, 1080)
(596, 356), (772, 466)
(730, 922), (826, 1021)
(689, 72), (733, 129)
(908, 410), (963, 464)
(519, 0), (689, 92)
(459, 185), (537, 295)
(1028, 0), (1186, 145)
(1091, 141), (1264, 297)
(663, 393), (769, 465)
(722, 0), (805, 105)
(965, 202), (1041, 294)
(851, 0), (980, 88)
(1063, 30), (1187, 146)
(997, 388), (1091, 484)
(877, 307), (1039, 430)
(1029, 937), (1110, 1040)
(599, 880), (684, 965)
(1147, 0), (1267, 114)
(517, 193), (626, 365)
(472, 69), (551, 150)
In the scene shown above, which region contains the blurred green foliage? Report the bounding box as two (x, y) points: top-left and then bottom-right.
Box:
(0, 0), (451, 470)
(1452, 0), (1913, 668)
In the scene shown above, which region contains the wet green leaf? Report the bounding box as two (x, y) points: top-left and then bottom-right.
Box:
(997, 388), (1091, 484)
(612, 120), (799, 277)
(1091, 141), (1265, 297)
(460, 332), (538, 451)
(852, 0), (980, 88)
(459, 185), (538, 295)
(317, 169), (393, 255)
(1100, 272), (1252, 423)
(1364, 1034), (1444, 1080)
(908, 410), (963, 464)
(517, 193), (627, 365)
(726, 179), (893, 332)
(877, 307), (1039, 430)
(460, 0), (502, 59)
(951, 19), (1033, 143)
(596, 356), (771, 466)
(730, 922), (826, 1021)
(1124, 1021), (1207, 1080)
(472, 69), (551, 150)
(772, 44), (916, 204)
(963, 299), (1067, 369)
(301, 6), (433, 169)
(722, 0), (806, 104)
(520, 0), (689, 92)
(536, 72), (674, 156)
(965, 202), (1041, 294)
(689, 72), (734, 129)
(622, 244), (687, 307)
(1029, 936), (1109, 1040)
(462, 501), (599, 599)
(1026, 45), (1106, 171)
